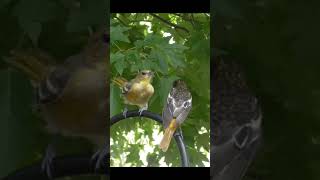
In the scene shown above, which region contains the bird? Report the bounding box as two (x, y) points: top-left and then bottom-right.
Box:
(4, 27), (109, 177)
(159, 79), (192, 152)
(211, 55), (262, 180)
(112, 70), (154, 117)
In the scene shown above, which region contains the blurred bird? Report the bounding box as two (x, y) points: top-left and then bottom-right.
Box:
(160, 79), (192, 152)
(112, 70), (154, 117)
(211, 56), (262, 180)
(4, 27), (109, 177)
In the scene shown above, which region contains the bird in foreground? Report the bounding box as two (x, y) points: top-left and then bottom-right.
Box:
(160, 79), (192, 152)
(211, 56), (262, 180)
(5, 27), (109, 177)
(112, 70), (154, 117)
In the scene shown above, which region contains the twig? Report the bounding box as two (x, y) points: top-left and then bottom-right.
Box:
(129, 20), (153, 23)
(112, 42), (123, 51)
(191, 14), (196, 27)
(149, 13), (189, 33)
(172, 13), (195, 27)
(172, 13), (183, 18)
(115, 16), (128, 27)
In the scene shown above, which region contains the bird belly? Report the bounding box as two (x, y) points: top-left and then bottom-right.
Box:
(125, 83), (154, 107)
(42, 69), (107, 138)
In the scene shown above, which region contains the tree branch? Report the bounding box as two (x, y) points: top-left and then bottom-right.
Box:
(149, 13), (189, 33)
(115, 16), (128, 27)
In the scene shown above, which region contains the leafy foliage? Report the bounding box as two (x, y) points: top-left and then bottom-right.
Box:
(110, 13), (210, 167)
(213, 0), (320, 179)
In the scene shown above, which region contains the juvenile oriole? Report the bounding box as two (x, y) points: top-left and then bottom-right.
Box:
(5, 27), (108, 176)
(211, 56), (262, 180)
(112, 70), (154, 116)
(160, 79), (192, 152)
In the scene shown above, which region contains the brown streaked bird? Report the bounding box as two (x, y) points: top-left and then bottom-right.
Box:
(112, 70), (154, 117)
(211, 56), (262, 180)
(160, 79), (192, 152)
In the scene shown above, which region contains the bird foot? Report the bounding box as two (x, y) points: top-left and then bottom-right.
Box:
(91, 145), (109, 172)
(122, 107), (128, 118)
(138, 106), (147, 116)
(41, 144), (56, 179)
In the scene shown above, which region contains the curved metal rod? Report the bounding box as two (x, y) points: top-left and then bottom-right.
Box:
(110, 110), (189, 167)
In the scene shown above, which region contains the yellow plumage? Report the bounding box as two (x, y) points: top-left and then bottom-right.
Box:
(113, 70), (154, 109)
(4, 29), (108, 143)
(160, 118), (177, 152)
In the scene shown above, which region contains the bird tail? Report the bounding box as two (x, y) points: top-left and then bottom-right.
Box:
(160, 119), (177, 152)
(3, 49), (54, 84)
(112, 77), (128, 87)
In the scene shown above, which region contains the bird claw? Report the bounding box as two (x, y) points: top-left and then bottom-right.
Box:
(138, 109), (144, 116)
(122, 107), (128, 118)
(91, 146), (108, 172)
(138, 106), (148, 116)
(41, 144), (55, 179)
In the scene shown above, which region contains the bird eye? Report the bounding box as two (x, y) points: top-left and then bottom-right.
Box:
(142, 72), (147, 75)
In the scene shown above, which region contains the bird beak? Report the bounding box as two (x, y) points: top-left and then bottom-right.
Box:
(149, 72), (154, 77)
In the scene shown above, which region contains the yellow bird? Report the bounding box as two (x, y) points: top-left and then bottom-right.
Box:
(4, 27), (108, 176)
(112, 70), (154, 116)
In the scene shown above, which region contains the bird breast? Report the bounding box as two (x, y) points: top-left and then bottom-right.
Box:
(125, 82), (154, 106)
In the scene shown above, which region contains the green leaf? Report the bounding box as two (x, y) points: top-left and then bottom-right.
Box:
(19, 21), (42, 46)
(111, 52), (126, 75)
(66, 0), (107, 32)
(197, 133), (210, 151)
(158, 76), (179, 107)
(126, 144), (140, 163)
(110, 52), (125, 64)
(110, 84), (121, 117)
(13, 0), (58, 23)
(111, 25), (130, 43)
(150, 50), (168, 74)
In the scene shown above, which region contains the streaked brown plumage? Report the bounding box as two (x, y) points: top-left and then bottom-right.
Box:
(211, 56), (262, 180)
(160, 79), (192, 152)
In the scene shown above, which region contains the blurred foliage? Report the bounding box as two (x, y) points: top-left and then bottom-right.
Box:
(213, 0), (320, 179)
(110, 13), (210, 167)
(0, 0), (106, 178)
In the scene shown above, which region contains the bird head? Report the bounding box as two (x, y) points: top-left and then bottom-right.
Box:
(173, 79), (187, 89)
(136, 70), (154, 83)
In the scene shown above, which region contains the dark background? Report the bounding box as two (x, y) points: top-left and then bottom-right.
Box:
(213, 0), (320, 179)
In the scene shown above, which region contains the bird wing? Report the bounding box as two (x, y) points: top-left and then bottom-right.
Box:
(4, 49), (56, 84)
(162, 99), (173, 129)
(175, 97), (192, 125)
(37, 65), (71, 104)
(112, 77), (132, 94)
(163, 87), (192, 128)
(212, 56), (262, 180)
(211, 111), (262, 180)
